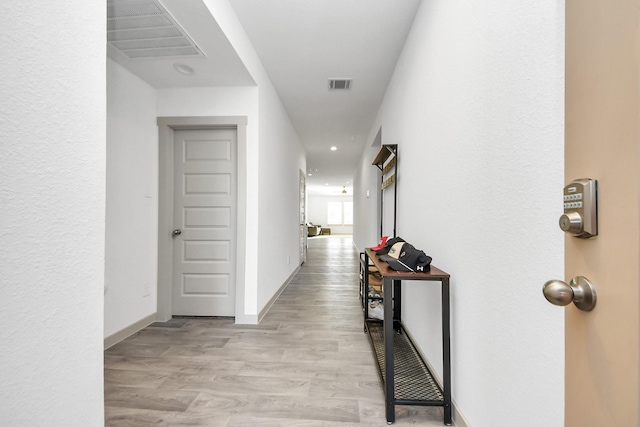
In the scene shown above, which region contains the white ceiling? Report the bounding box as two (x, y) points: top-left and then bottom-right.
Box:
(107, 0), (255, 87)
(107, 0), (421, 195)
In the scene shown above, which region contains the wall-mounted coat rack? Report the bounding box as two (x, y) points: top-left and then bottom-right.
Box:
(372, 144), (398, 238)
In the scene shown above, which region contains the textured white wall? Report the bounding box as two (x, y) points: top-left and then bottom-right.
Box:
(105, 58), (158, 338)
(200, 0), (306, 318)
(202, 0), (265, 319)
(0, 1), (106, 425)
(357, 1), (565, 426)
(256, 84), (307, 309)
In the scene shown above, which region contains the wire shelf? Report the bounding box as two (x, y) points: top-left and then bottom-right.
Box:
(367, 321), (444, 403)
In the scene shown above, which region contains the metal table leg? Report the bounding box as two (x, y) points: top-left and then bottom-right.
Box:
(442, 278), (452, 425)
(384, 276), (395, 424)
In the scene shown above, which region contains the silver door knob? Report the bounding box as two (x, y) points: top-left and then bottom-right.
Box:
(543, 276), (597, 311)
(172, 229), (182, 237)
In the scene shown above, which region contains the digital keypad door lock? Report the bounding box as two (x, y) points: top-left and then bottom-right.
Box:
(559, 178), (598, 238)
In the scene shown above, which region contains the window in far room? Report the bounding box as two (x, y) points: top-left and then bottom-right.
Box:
(343, 201), (353, 225)
(328, 201), (353, 225)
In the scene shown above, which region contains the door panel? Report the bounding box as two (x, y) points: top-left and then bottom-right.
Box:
(565, 0), (640, 424)
(172, 128), (237, 316)
(299, 170), (306, 264)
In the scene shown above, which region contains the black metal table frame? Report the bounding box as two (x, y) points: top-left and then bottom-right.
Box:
(364, 249), (452, 425)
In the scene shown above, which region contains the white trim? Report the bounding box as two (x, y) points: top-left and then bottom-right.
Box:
(156, 116), (248, 322)
(257, 266), (300, 323)
(104, 313), (156, 349)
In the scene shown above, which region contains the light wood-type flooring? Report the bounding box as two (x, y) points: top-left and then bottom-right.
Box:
(104, 236), (446, 426)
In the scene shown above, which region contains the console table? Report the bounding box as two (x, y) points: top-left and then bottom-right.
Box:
(362, 248), (452, 425)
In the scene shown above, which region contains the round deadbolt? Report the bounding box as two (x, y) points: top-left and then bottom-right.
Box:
(559, 212), (583, 234)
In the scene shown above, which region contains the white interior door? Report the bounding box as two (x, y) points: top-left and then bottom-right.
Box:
(299, 169), (306, 264)
(171, 128), (236, 316)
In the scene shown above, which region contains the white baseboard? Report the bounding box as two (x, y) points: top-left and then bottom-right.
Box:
(257, 266), (300, 323)
(104, 313), (156, 350)
(235, 313), (258, 325)
(402, 325), (469, 427)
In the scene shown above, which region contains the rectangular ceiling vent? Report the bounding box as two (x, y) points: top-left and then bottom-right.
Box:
(329, 79), (352, 90)
(107, 0), (204, 59)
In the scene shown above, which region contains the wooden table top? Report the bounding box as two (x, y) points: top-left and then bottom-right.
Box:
(365, 247), (450, 280)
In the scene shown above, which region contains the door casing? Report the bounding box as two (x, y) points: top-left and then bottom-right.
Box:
(157, 116), (248, 322)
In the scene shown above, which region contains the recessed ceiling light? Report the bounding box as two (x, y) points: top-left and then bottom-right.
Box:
(173, 63), (194, 75)
(330, 146), (337, 151)
(308, 173), (313, 176)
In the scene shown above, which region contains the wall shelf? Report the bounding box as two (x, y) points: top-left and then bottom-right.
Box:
(372, 144), (397, 169)
(366, 321), (444, 403)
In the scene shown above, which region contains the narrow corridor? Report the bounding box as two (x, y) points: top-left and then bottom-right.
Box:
(104, 236), (444, 426)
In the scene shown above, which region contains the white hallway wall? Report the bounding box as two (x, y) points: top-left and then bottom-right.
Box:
(105, 0), (305, 331)
(0, 0), (106, 425)
(355, 1), (565, 426)
(105, 58), (158, 338)
(103, 67), (265, 331)
(255, 81), (307, 306)
(104, 61), (260, 335)
(202, 0), (306, 316)
(353, 143), (382, 247)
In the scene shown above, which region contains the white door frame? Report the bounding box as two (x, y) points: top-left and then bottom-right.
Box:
(299, 169), (307, 265)
(156, 116), (248, 321)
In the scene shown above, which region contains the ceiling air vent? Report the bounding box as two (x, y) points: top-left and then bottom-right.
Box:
(107, 0), (204, 59)
(329, 79), (352, 90)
